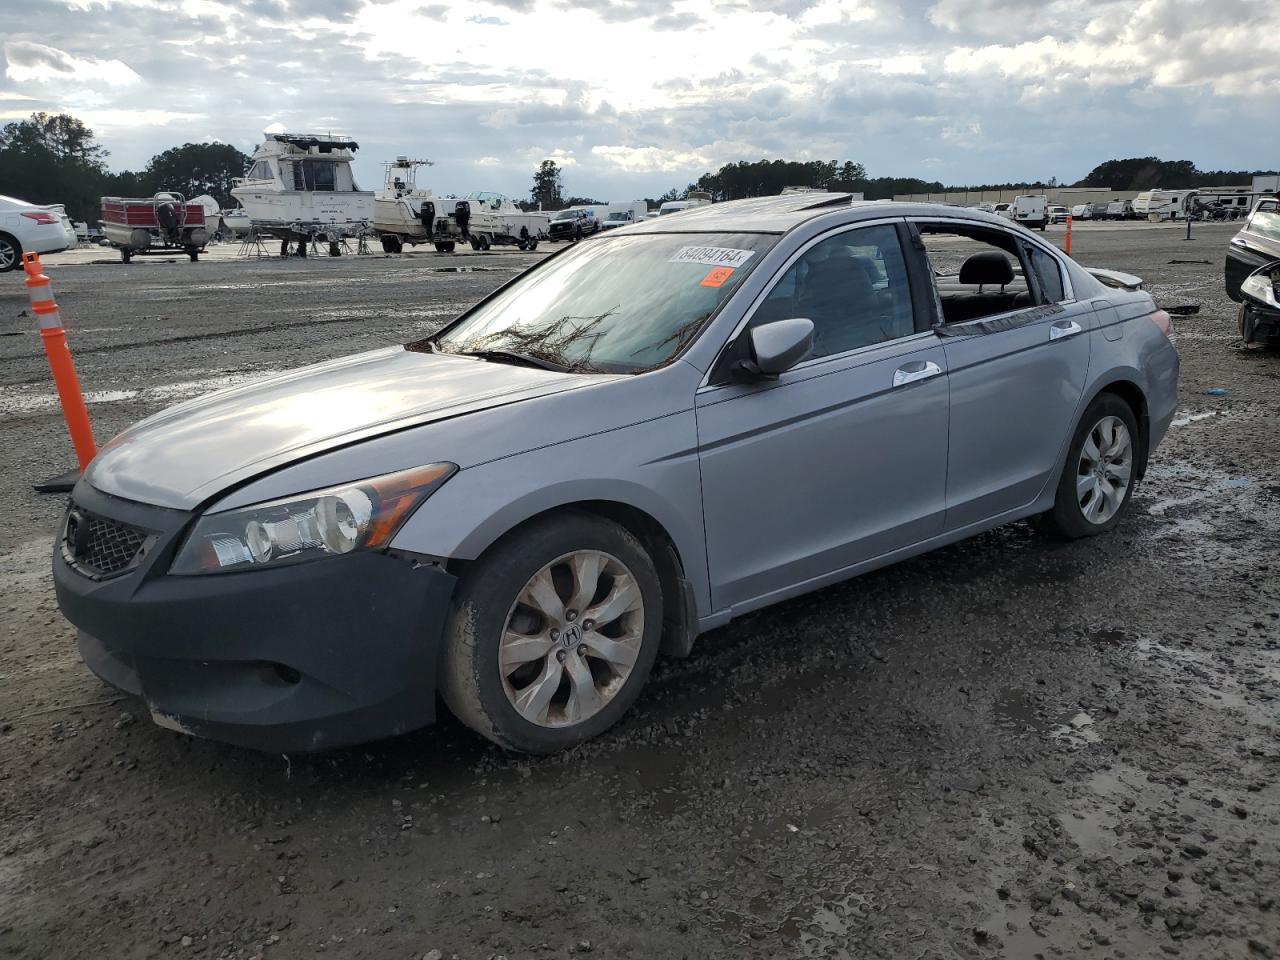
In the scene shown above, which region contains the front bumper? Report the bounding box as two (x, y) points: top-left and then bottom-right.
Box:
(53, 481), (456, 753)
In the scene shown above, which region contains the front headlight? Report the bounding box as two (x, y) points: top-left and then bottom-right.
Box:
(170, 462), (456, 575)
(1241, 271), (1280, 310)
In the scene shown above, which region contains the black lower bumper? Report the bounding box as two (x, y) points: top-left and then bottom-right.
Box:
(1225, 244), (1274, 302)
(54, 483), (456, 753)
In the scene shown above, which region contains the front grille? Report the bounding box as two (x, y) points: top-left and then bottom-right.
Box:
(63, 507), (151, 579)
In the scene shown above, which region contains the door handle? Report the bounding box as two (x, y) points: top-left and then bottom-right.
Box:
(1050, 319), (1083, 341)
(892, 360), (943, 387)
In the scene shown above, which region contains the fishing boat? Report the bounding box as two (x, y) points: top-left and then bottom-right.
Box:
(371, 157), (456, 253)
(230, 133), (374, 255)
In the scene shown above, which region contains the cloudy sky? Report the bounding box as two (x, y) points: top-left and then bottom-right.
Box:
(1, 0), (1276, 201)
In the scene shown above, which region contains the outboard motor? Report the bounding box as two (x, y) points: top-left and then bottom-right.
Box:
(419, 200), (435, 238)
(1238, 260), (1280, 346)
(454, 200), (470, 241)
(156, 200), (181, 243)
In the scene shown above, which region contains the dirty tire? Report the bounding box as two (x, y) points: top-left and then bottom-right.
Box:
(1039, 393), (1140, 539)
(441, 512), (663, 754)
(0, 233), (20, 272)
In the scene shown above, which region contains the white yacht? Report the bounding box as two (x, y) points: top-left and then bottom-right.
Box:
(372, 157), (456, 253)
(230, 133), (374, 250)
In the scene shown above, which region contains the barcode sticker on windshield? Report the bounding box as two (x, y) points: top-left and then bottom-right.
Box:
(669, 246), (756, 268)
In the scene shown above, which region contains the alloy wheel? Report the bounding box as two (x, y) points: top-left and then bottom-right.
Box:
(0, 237), (17, 271)
(1077, 415), (1132, 525)
(499, 550), (644, 728)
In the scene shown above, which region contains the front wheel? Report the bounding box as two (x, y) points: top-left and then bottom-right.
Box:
(1038, 394), (1139, 538)
(441, 513), (663, 753)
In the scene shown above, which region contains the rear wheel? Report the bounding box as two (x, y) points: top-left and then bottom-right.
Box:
(441, 513), (663, 753)
(186, 247), (199, 262)
(1039, 394), (1139, 538)
(120, 247), (132, 264)
(382, 235), (403, 254)
(0, 233), (20, 272)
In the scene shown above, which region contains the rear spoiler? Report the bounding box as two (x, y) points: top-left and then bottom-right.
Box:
(1085, 267), (1144, 291)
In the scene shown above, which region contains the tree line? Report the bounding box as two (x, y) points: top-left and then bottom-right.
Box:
(530, 156), (1279, 210)
(0, 112), (249, 222)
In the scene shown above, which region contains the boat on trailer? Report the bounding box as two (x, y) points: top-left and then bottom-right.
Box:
(372, 157), (457, 253)
(230, 133), (374, 256)
(100, 192), (209, 263)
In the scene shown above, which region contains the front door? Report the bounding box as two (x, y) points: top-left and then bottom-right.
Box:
(696, 222), (950, 613)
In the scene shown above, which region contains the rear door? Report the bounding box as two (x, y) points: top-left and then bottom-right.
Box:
(696, 221), (950, 612)
(910, 221), (1093, 530)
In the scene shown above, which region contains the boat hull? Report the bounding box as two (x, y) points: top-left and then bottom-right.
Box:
(229, 187), (375, 239)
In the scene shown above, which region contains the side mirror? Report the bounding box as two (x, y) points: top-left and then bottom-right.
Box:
(735, 318), (814, 380)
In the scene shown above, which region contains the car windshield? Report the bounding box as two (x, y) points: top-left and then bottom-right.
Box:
(430, 232), (776, 373)
(552, 210), (578, 220)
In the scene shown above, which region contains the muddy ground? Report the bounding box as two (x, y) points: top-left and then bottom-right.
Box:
(0, 223), (1277, 960)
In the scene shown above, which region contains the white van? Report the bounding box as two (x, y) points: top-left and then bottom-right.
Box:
(658, 199), (710, 216)
(1133, 190), (1197, 222)
(1011, 195), (1048, 230)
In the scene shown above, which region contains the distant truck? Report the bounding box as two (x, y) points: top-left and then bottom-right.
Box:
(601, 201), (648, 228)
(1010, 194), (1048, 230)
(1133, 189), (1198, 222)
(548, 207), (600, 241)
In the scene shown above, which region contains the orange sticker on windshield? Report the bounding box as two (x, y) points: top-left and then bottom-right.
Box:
(700, 266), (734, 287)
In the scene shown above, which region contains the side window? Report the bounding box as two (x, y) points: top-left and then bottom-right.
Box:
(752, 224), (915, 359)
(1027, 246), (1066, 303)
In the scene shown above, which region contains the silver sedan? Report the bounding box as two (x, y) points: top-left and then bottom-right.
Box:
(55, 195), (1179, 754)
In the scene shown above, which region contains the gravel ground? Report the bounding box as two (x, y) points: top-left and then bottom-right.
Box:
(1, 223), (1277, 960)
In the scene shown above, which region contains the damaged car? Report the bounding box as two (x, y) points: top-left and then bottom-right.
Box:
(1226, 196), (1280, 345)
(54, 194), (1179, 755)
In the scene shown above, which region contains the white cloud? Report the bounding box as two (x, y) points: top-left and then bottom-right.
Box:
(0, 0), (1274, 197)
(3, 41), (141, 87)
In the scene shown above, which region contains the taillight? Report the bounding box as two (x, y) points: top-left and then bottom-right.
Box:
(1150, 309), (1173, 339)
(21, 211), (59, 225)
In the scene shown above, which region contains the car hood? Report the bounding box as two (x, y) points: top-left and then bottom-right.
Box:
(86, 347), (596, 510)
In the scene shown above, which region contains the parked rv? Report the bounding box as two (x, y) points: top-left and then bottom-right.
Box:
(1133, 190), (1198, 222)
(1105, 201), (1135, 221)
(1071, 203), (1093, 220)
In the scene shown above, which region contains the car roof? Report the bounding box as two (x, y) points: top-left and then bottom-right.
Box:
(630, 194), (1032, 235)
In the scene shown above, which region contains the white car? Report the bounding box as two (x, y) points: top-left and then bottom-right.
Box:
(0, 195), (75, 271)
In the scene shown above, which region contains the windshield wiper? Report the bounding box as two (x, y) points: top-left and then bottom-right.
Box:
(458, 349), (572, 373)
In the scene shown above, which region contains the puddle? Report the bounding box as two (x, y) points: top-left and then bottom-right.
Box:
(1048, 710), (1101, 748)
(1169, 409), (1219, 428)
(993, 688), (1054, 734)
